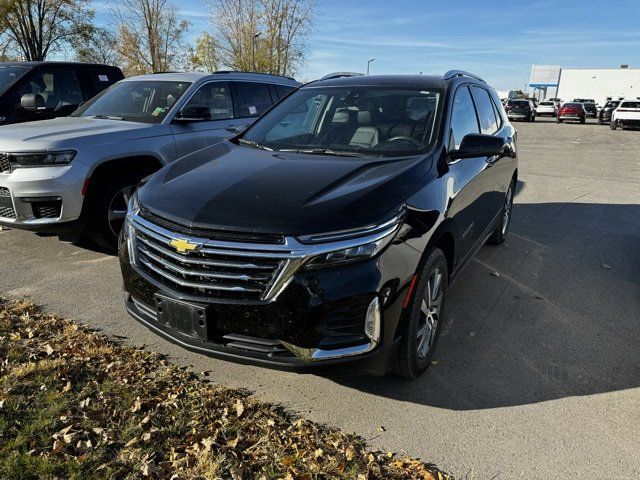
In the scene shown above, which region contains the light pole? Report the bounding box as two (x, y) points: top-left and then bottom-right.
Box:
(367, 58), (375, 75)
(252, 32), (261, 71)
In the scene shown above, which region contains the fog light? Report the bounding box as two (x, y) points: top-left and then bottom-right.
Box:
(364, 297), (381, 344)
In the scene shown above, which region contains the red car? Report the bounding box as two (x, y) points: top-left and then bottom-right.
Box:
(557, 103), (586, 124)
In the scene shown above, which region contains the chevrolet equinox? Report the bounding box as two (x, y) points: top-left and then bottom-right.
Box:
(119, 71), (518, 378)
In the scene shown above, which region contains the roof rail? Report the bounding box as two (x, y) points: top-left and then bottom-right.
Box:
(211, 70), (297, 81)
(319, 72), (365, 81)
(442, 70), (486, 83)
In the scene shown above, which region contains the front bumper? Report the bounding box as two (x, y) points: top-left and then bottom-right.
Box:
(119, 216), (421, 375)
(616, 118), (640, 128)
(0, 162), (89, 230)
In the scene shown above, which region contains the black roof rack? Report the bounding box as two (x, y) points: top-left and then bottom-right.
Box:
(211, 70), (297, 81)
(442, 70), (486, 83)
(319, 72), (365, 81)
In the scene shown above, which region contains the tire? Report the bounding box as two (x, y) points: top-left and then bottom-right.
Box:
(531, 115), (535, 122)
(610, 120), (617, 130)
(395, 248), (448, 379)
(487, 179), (515, 245)
(556, 117), (562, 123)
(597, 117), (603, 125)
(580, 118), (585, 124)
(85, 172), (143, 250)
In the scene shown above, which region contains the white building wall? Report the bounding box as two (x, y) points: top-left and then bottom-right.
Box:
(556, 68), (640, 105)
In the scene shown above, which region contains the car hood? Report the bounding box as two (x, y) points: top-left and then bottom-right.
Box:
(138, 141), (433, 236)
(0, 117), (165, 151)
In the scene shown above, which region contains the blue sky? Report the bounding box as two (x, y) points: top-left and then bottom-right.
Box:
(94, 0), (640, 90)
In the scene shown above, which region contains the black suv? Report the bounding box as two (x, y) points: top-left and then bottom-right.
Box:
(598, 100), (620, 125)
(505, 99), (536, 122)
(0, 62), (123, 126)
(119, 71), (518, 378)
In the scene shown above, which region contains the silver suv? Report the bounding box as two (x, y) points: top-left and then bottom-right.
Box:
(0, 71), (299, 248)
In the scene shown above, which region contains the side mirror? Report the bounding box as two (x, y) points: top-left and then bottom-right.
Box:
(174, 105), (211, 122)
(449, 133), (508, 160)
(21, 93), (47, 112)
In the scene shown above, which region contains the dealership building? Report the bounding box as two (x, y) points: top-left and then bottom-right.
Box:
(529, 65), (640, 104)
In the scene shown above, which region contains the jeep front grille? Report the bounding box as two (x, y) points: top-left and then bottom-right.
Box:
(0, 154), (11, 173)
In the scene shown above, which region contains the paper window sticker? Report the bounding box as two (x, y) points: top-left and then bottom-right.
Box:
(249, 105), (257, 115)
(98, 75), (109, 82)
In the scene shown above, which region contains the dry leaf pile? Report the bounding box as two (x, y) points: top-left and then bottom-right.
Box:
(0, 298), (451, 479)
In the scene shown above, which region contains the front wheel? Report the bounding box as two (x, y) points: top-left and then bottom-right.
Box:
(610, 120), (617, 130)
(85, 173), (142, 250)
(487, 180), (514, 245)
(395, 248), (448, 379)
(556, 117), (562, 123)
(580, 118), (586, 124)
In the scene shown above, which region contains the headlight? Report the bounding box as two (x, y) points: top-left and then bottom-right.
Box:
(301, 211), (403, 270)
(10, 151), (76, 167)
(128, 190), (140, 215)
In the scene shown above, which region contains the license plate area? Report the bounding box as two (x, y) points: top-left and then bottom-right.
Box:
(153, 294), (209, 340)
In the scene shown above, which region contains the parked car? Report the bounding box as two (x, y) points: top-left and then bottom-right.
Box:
(557, 102), (586, 123)
(0, 71), (300, 248)
(536, 100), (557, 117)
(598, 100), (621, 125)
(572, 98), (597, 117)
(610, 99), (640, 130)
(0, 61), (123, 126)
(506, 99), (536, 121)
(119, 70), (518, 378)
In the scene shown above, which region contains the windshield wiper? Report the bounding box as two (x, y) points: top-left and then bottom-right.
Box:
(278, 148), (373, 157)
(92, 114), (126, 120)
(237, 138), (273, 151)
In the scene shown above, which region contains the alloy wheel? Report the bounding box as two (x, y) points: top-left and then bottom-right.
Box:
(416, 266), (443, 359)
(107, 185), (135, 237)
(502, 185), (513, 236)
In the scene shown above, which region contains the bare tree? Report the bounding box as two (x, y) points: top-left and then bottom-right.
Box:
(71, 27), (119, 65)
(109, 0), (190, 75)
(0, 0), (94, 61)
(207, 0), (315, 76)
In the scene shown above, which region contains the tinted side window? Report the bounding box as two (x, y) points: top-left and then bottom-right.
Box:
(471, 86), (499, 134)
(275, 84), (296, 99)
(233, 82), (273, 117)
(450, 86), (479, 149)
(183, 82), (234, 120)
(18, 69), (84, 111)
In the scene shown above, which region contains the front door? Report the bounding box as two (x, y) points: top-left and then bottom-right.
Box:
(171, 81), (240, 156)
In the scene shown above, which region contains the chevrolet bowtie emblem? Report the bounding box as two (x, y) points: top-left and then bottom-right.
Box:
(169, 238), (198, 254)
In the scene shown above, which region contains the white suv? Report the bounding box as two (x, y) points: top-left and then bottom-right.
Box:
(610, 99), (640, 130)
(0, 71), (299, 248)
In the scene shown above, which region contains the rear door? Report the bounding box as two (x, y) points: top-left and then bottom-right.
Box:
(171, 81), (239, 156)
(229, 81), (276, 133)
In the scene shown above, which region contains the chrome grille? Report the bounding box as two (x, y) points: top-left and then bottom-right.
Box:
(130, 215), (298, 302)
(0, 154), (11, 173)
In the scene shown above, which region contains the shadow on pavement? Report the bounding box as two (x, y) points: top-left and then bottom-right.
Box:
(330, 201), (640, 410)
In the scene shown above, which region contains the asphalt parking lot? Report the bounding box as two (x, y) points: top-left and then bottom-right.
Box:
(1, 117), (639, 479)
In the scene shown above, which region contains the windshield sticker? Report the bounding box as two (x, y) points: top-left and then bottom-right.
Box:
(249, 105), (258, 115)
(98, 75), (109, 82)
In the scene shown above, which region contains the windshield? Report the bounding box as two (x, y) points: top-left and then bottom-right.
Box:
(0, 66), (28, 93)
(240, 86), (443, 157)
(72, 80), (191, 124)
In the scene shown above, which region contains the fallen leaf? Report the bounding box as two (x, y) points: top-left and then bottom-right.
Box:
(235, 399), (244, 417)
